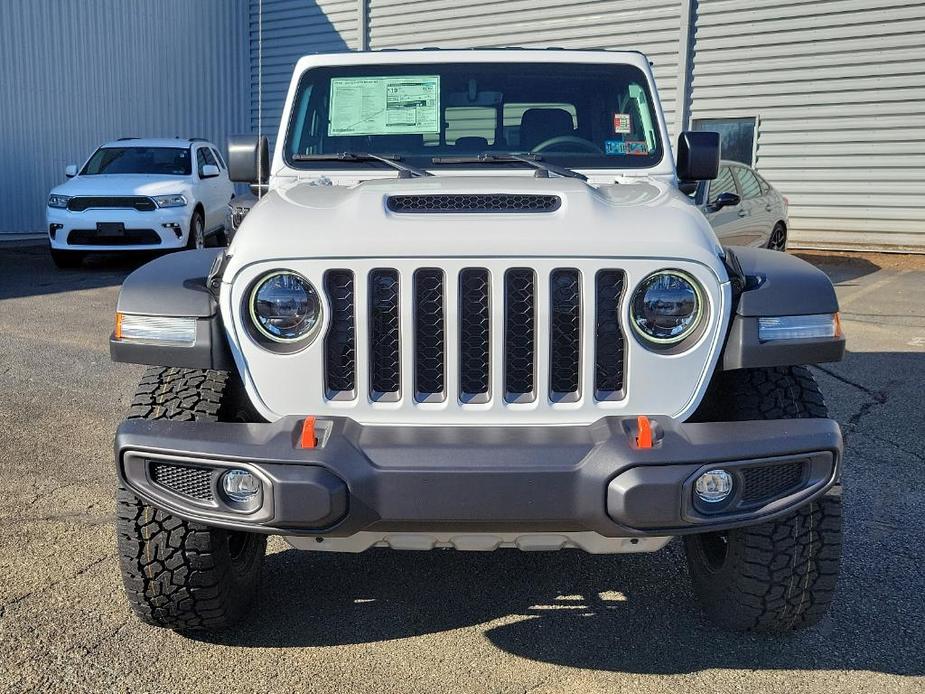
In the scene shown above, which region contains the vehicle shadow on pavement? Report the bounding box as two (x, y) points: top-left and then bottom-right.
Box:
(0, 243), (163, 300)
(191, 531), (923, 675)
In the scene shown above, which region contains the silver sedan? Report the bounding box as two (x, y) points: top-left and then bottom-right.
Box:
(695, 161), (789, 250)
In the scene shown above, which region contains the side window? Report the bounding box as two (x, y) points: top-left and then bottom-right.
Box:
(210, 147), (226, 170)
(708, 166), (737, 205)
(756, 172), (770, 195)
(196, 148), (207, 177)
(734, 167), (762, 199)
(201, 147), (218, 168)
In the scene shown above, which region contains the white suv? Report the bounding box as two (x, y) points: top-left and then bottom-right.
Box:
(47, 138), (234, 268)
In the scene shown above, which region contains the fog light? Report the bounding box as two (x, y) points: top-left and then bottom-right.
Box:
(221, 469), (261, 502)
(695, 469), (733, 503)
(162, 222), (183, 238)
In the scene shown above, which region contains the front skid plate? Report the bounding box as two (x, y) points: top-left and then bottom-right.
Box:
(285, 532), (672, 554)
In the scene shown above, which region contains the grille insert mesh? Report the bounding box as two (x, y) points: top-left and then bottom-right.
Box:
(459, 269), (491, 397)
(414, 269), (446, 398)
(150, 462), (213, 501)
(387, 194), (561, 213)
(324, 270), (356, 394)
(369, 269), (401, 395)
(504, 268), (536, 398)
(549, 269), (581, 395)
(741, 462), (805, 503)
(594, 270), (627, 396)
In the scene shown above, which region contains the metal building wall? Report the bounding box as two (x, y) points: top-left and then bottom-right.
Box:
(0, 0), (249, 234)
(367, 0), (688, 138)
(690, 0), (925, 251)
(248, 0), (359, 147)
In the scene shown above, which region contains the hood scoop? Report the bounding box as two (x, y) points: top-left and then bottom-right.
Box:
(386, 193), (561, 213)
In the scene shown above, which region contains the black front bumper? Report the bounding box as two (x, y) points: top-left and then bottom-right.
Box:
(116, 415), (842, 538)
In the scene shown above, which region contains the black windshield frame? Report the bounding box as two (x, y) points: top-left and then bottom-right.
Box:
(283, 62), (665, 172)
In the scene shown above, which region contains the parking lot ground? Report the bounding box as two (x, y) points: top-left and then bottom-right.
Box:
(0, 244), (923, 694)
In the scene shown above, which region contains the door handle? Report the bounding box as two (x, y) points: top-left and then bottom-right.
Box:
(738, 209), (748, 217)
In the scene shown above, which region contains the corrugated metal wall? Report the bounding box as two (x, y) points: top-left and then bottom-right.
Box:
(248, 0), (359, 148)
(367, 0), (687, 138)
(0, 0), (249, 234)
(690, 0), (925, 251)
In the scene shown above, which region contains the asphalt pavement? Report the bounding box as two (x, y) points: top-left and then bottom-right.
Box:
(0, 243), (923, 693)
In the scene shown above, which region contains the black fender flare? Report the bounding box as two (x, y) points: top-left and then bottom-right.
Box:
(110, 249), (233, 370)
(721, 247), (845, 370)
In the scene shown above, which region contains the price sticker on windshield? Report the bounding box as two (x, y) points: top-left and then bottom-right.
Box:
(613, 113), (632, 134)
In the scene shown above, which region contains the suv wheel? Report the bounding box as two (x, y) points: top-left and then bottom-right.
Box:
(50, 247), (84, 269)
(684, 366), (843, 631)
(186, 211), (205, 250)
(116, 367), (266, 630)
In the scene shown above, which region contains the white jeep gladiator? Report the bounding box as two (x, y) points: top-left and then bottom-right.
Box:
(110, 49), (846, 633)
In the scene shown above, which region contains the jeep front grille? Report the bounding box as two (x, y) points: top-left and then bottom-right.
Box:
(322, 266), (626, 404)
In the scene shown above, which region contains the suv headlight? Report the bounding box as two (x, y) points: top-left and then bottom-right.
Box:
(153, 194), (187, 208)
(630, 270), (704, 346)
(248, 271), (322, 345)
(48, 194), (71, 209)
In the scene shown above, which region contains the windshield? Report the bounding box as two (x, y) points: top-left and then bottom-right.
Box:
(284, 62), (663, 171)
(80, 147), (192, 175)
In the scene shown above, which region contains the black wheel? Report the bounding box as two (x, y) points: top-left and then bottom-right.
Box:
(50, 247), (84, 269)
(684, 366), (843, 632)
(767, 222), (787, 251)
(186, 210), (205, 250)
(116, 367), (266, 630)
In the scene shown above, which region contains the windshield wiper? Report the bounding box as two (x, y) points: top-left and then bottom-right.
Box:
(291, 152), (432, 177)
(430, 152), (587, 181)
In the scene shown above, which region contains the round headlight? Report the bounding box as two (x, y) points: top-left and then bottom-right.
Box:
(630, 270), (703, 345)
(249, 271), (321, 343)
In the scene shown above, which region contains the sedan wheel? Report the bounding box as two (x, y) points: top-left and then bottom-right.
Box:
(768, 223), (787, 251)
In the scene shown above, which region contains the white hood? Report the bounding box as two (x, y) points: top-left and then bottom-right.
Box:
(51, 174), (192, 197)
(225, 175), (726, 280)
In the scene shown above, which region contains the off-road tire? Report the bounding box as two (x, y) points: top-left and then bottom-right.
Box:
(116, 367), (266, 630)
(50, 247), (84, 269)
(684, 366), (843, 632)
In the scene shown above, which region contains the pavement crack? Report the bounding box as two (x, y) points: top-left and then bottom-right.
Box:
(856, 431), (925, 463)
(0, 553), (113, 613)
(814, 365), (885, 399)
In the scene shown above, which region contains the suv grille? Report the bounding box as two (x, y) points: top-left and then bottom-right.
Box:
(67, 196), (156, 212)
(387, 194), (561, 213)
(322, 266), (627, 404)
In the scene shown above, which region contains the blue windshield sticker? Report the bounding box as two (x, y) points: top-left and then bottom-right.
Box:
(605, 139), (626, 155)
(625, 141), (649, 156)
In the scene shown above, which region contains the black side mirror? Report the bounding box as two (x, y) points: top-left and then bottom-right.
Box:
(677, 131), (720, 182)
(228, 135), (269, 185)
(709, 191), (741, 212)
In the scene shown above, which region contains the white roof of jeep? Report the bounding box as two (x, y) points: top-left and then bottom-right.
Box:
(291, 48), (653, 74)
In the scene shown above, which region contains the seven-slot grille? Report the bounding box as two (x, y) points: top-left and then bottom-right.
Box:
(323, 267), (626, 404)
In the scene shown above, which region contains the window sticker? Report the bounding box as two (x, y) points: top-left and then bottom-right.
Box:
(328, 76), (440, 136)
(604, 139), (627, 155)
(625, 141), (649, 155)
(613, 113), (632, 134)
